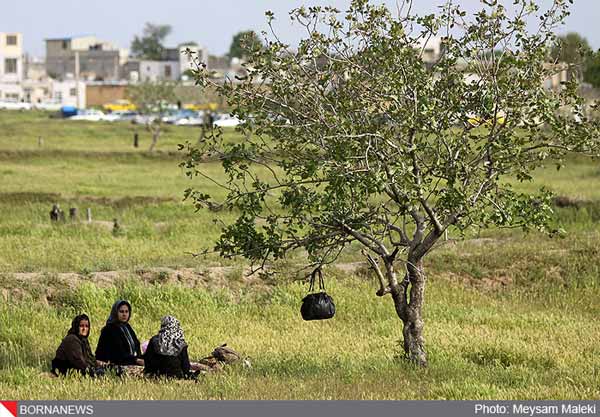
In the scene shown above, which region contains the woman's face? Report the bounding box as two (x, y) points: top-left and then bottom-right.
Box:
(79, 319), (90, 337)
(117, 305), (130, 323)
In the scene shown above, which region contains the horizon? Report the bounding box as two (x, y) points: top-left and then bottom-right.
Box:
(1, 0), (598, 59)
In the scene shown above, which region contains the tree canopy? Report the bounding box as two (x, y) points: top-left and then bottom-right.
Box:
(584, 51), (600, 88)
(550, 32), (600, 88)
(127, 80), (176, 151)
(227, 30), (263, 61)
(550, 32), (591, 66)
(131, 23), (172, 60)
(183, 0), (600, 366)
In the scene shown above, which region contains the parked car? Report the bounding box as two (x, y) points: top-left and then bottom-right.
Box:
(466, 112), (506, 128)
(174, 115), (205, 126)
(162, 109), (198, 124)
(213, 114), (241, 128)
(132, 114), (157, 125)
(34, 101), (62, 111)
(103, 99), (136, 112)
(69, 109), (106, 122)
(183, 102), (218, 112)
(101, 110), (138, 122)
(0, 100), (32, 110)
(60, 106), (78, 118)
(113, 111), (138, 122)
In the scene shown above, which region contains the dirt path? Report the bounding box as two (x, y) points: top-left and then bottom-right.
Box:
(0, 263), (369, 304)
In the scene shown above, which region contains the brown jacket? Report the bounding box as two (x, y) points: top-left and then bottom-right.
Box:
(54, 334), (94, 371)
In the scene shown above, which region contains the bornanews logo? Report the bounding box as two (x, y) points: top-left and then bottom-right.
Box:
(0, 402), (17, 417)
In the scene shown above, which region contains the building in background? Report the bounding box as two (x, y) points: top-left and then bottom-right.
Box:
(22, 54), (51, 104)
(0, 32), (24, 100)
(122, 44), (208, 82)
(85, 81), (128, 107)
(45, 35), (128, 81)
(50, 79), (86, 108)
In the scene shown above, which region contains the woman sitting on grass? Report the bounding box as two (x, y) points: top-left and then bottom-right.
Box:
(51, 314), (108, 376)
(144, 315), (197, 379)
(95, 300), (144, 366)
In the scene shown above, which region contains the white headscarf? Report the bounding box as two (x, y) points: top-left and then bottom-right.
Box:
(156, 315), (187, 356)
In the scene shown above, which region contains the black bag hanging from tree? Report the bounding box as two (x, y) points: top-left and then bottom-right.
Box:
(300, 268), (335, 321)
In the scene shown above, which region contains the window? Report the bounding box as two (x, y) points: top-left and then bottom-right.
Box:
(6, 35), (17, 46)
(69, 88), (77, 97)
(62, 40), (68, 50)
(5, 93), (19, 101)
(164, 65), (172, 78)
(4, 58), (17, 74)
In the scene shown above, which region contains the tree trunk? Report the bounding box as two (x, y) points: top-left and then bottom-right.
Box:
(149, 127), (160, 152)
(387, 257), (427, 367)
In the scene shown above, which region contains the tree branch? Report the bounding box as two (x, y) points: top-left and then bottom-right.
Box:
(364, 251), (391, 297)
(340, 222), (389, 257)
(419, 197), (443, 235)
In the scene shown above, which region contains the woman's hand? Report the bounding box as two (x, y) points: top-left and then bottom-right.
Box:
(135, 358), (145, 366)
(96, 360), (108, 367)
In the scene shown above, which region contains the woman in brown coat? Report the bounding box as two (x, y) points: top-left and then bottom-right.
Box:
(51, 314), (107, 376)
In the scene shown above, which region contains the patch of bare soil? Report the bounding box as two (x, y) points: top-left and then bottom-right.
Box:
(1, 266), (274, 304)
(439, 271), (514, 290)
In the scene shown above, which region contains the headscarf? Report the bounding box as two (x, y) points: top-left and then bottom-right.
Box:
(106, 300), (138, 357)
(106, 300), (132, 325)
(155, 315), (187, 356)
(67, 314), (96, 368)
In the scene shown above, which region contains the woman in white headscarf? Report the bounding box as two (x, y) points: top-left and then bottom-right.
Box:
(143, 315), (195, 379)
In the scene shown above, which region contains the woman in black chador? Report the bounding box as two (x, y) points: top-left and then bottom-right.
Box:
(144, 315), (196, 379)
(95, 300), (144, 366)
(51, 314), (107, 376)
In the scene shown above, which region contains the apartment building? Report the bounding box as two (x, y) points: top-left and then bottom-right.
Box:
(123, 45), (208, 82)
(0, 32), (23, 100)
(46, 35), (128, 81)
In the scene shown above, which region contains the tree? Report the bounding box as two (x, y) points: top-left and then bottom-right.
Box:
(584, 51), (600, 88)
(550, 33), (591, 66)
(550, 32), (596, 82)
(131, 23), (172, 60)
(127, 81), (176, 152)
(182, 0), (599, 366)
(228, 30), (263, 61)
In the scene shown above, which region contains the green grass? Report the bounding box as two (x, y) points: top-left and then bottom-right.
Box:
(1, 276), (599, 399)
(0, 110), (244, 154)
(507, 154), (600, 201)
(0, 154), (230, 199)
(1, 110), (600, 399)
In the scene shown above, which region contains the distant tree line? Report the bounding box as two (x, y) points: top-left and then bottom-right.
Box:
(551, 32), (600, 88)
(130, 23), (263, 65)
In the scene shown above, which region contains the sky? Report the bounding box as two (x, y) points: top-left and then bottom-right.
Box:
(1, 0), (599, 58)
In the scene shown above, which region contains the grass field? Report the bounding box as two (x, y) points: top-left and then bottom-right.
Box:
(0, 110), (599, 399)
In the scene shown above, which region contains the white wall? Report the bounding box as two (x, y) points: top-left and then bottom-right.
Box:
(179, 45), (207, 76)
(0, 32), (24, 99)
(0, 82), (23, 100)
(139, 60), (180, 82)
(51, 80), (86, 107)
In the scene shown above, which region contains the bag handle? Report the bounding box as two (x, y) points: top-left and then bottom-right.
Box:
(308, 267), (325, 292)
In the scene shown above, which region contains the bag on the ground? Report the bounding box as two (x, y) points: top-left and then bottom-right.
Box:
(196, 344), (244, 372)
(300, 268), (335, 321)
(211, 344), (241, 364)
